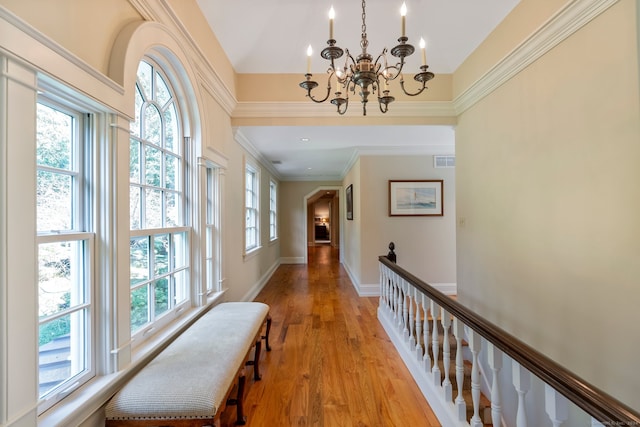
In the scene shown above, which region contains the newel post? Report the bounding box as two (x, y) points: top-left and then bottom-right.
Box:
(387, 242), (397, 263)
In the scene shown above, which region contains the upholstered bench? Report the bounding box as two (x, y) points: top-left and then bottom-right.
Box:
(105, 302), (271, 427)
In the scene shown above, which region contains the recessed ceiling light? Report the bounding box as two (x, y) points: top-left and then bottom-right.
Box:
(300, 138), (310, 142)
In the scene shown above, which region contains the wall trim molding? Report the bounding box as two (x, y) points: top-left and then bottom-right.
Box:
(280, 257), (305, 264)
(233, 100), (456, 119)
(431, 283), (457, 296)
(357, 283), (380, 297)
(453, 0), (620, 114)
(242, 259), (280, 302)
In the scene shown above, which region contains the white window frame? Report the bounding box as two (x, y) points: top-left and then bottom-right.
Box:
(244, 160), (260, 255)
(36, 99), (95, 413)
(204, 164), (222, 294)
(269, 179), (278, 241)
(129, 58), (191, 344)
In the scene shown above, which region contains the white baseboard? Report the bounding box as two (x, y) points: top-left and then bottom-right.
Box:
(280, 256), (304, 264)
(432, 283), (457, 295)
(356, 283), (379, 297)
(242, 260), (280, 302)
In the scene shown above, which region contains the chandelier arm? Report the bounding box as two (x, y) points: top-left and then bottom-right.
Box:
(382, 65), (402, 81)
(373, 49), (388, 70)
(344, 49), (357, 71)
(394, 58), (407, 77)
(399, 65), (435, 96)
(337, 97), (349, 115)
(399, 78), (427, 97)
(307, 80), (333, 103)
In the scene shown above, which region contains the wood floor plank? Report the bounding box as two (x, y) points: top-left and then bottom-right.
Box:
(219, 245), (441, 426)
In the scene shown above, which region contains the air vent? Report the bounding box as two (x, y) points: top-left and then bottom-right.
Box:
(271, 160), (282, 165)
(433, 155), (455, 168)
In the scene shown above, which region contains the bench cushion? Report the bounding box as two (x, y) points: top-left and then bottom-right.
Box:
(105, 302), (269, 421)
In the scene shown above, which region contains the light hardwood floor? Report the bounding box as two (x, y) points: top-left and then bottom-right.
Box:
(219, 245), (441, 427)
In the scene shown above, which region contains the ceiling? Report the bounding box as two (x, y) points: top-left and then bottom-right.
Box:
(196, 0), (520, 180)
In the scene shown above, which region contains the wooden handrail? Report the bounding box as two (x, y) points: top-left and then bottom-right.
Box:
(379, 255), (640, 425)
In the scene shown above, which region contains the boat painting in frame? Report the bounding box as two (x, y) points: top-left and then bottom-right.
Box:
(388, 180), (443, 216)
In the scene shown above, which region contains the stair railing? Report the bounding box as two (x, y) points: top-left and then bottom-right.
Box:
(378, 247), (640, 427)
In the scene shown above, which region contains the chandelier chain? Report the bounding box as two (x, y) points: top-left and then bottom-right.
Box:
(361, 0), (368, 50)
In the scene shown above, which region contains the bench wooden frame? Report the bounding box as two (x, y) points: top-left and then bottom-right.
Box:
(105, 302), (271, 427)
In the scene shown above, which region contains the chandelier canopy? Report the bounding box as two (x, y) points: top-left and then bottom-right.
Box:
(299, 0), (434, 116)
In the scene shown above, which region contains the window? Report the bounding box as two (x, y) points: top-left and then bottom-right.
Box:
(245, 162), (259, 252)
(269, 179), (277, 241)
(36, 101), (94, 411)
(205, 166), (221, 294)
(130, 59), (190, 338)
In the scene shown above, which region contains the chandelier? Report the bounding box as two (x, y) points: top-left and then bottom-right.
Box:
(299, 0), (434, 116)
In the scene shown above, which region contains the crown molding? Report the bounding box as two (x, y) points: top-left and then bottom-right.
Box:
(453, 0), (620, 114)
(233, 100), (456, 119)
(233, 128), (283, 180)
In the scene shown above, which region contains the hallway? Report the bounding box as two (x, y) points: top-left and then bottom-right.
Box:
(220, 245), (441, 426)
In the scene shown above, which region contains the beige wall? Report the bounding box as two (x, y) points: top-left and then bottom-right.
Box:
(359, 155), (457, 287)
(1, 0), (141, 75)
(455, 0), (640, 407)
(342, 159), (362, 284)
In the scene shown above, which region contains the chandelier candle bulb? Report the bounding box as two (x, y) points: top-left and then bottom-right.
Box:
(400, 3), (407, 37)
(329, 7), (335, 40)
(420, 38), (426, 65)
(306, 45), (313, 73)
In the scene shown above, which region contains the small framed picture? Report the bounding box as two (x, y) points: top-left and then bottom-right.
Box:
(388, 180), (443, 216)
(346, 184), (353, 220)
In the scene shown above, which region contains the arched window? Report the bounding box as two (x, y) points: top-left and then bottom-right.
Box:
(129, 58), (190, 339)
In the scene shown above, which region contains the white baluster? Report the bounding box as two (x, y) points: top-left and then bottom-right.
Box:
(488, 344), (503, 427)
(414, 289), (423, 360)
(384, 267), (390, 310)
(440, 307), (452, 402)
(397, 279), (405, 332)
(422, 295), (431, 372)
(545, 385), (568, 427)
(406, 281), (414, 343)
(512, 361), (530, 427)
(379, 264), (384, 307)
(469, 329), (483, 427)
(393, 273), (400, 323)
(453, 318), (467, 421)
(430, 300), (441, 386)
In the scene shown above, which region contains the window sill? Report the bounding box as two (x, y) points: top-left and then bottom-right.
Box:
(243, 245), (262, 262)
(38, 292), (226, 427)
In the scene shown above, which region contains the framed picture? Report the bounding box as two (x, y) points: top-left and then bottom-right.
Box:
(388, 180), (443, 216)
(346, 184), (353, 220)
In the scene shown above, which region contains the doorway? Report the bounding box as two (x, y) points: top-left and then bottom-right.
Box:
(304, 186), (341, 263)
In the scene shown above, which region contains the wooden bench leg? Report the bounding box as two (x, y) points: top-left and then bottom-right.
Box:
(245, 339), (262, 381)
(235, 373), (246, 426)
(262, 314), (272, 352)
(227, 372), (247, 426)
